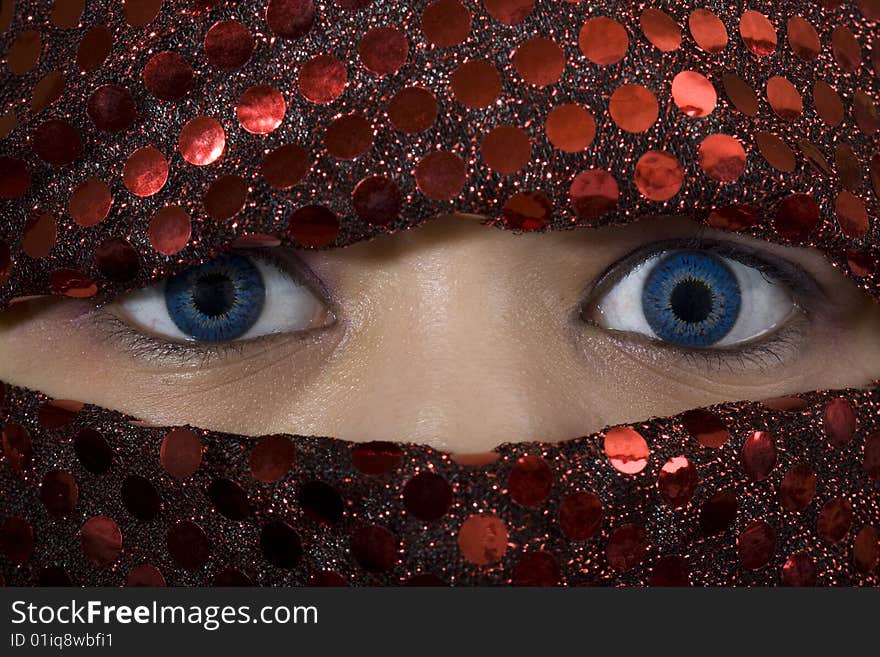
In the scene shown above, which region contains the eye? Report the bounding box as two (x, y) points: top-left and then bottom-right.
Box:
(112, 251), (332, 343)
(590, 248), (797, 348)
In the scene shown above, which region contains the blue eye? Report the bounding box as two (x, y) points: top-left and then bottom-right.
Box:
(593, 245), (795, 349)
(165, 253), (265, 342)
(641, 251), (741, 347)
(113, 251), (333, 344)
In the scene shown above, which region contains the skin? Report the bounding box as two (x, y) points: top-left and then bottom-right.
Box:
(0, 214), (878, 453)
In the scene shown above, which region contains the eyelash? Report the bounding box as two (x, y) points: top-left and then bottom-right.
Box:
(580, 235), (824, 372)
(85, 249), (332, 367)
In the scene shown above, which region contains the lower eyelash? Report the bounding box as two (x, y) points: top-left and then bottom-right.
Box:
(85, 310), (282, 368)
(600, 309), (810, 374)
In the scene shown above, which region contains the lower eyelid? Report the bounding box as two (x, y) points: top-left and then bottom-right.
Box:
(583, 305), (811, 374)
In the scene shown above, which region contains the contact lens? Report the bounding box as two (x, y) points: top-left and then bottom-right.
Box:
(164, 253), (265, 342)
(641, 251), (741, 347)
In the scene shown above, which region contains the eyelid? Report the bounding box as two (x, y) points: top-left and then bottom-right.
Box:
(580, 236), (827, 325)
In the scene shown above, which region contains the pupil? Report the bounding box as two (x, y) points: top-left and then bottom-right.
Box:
(669, 279), (713, 324)
(192, 273), (236, 317)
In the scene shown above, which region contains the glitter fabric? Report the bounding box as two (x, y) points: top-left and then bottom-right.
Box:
(0, 0), (879, 586)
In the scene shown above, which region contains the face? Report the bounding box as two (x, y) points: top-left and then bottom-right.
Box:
(2, 213), (878, 453)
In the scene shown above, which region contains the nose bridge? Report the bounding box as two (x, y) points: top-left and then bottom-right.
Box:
(350, 238), (542, 449)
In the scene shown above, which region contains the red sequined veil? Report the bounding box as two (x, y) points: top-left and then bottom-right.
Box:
(0, 0), (878, 586)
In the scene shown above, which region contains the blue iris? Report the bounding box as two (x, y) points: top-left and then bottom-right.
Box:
(641, 251), (741, 347)
(165, 253), (265, 342)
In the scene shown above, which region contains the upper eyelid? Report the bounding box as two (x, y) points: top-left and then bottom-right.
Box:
(94, 246), (334, 313)
(582, 236), (827, 313)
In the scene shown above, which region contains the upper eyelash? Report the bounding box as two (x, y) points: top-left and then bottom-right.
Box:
(580, 235), (822, 365)
(85, 248), (333, 365)
(586, 235), (824, 316)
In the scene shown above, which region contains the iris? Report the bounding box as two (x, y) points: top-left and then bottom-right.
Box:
(164, 253), (265, 342)
(641, 251), (741, 347)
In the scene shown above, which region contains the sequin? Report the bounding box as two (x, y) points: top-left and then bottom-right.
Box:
(324, 114), (373, 160)
(31, 71), (65, 112)
(352, 175), (402, 225)
(657, 456), (698, 508)
(415, 151), (467, 200)
(766, 76), (803, 121)
(513, 38), (565, 87)
(451, 60), (501, 109)
(143, 52), (193, 100)
(610, 84), (658, 133)
(359, 26), (408, 76)
(739, 10), (777, 56)
(420, 0), (471, 47)
(484, 0), (534, 25)
(21, 211), (56, 259)
(698, 134), (746, 182)
(69, 178), (113, 227)
(482, 125), (531, 175)
(388, 87), (438, 134)
(689, 9), (727, 54)
(204, 20), (254, 70)
(756, 132), (795, 172)
(127, 565), (166, 587)
(700, 490), (737, 536)
(671, 71), (717, 118)
(831, 25), (861, 72)
(603, 426), (649, 474)
(817, 498), (853, 544)
(117, 475), (160, 522)
(262, 143), (311, 189)
(94, 237), (140, 282)
(33, 120), (80, 165)
(774, 194), (819, 241)
(148, 206), (191, 255)
(639, 8), (681, 52)
(545, 104), (595, 153)
(835, 191), (869, 239)
(80, 516), (122, 566)
(8, 30), (41, 75)
(579, 17), (628, 65)
(508, 456), (553, 506)
(123, 146), (168, 197)
(779, 463), (817, 512)
(261, 521), (302, 568)
(351, 441), (403, 475)
(160, 428), (202, 479)
(403, 472), (453, 520)
(649, 555), (690, 586)
(236, 85), (286, 134)
(287, 205), (340, 248)
(87, 84), (136, 133)
(298, 54), (347, 104)
(266, 0), (315, 40)
(558, 492), (602, 541)
(178, 116), (226, 166)
(168, 521), (211, 569)
(250, 435), (296, 482)
(204, 175), (247, 220)
(787, 16), (820, 61)
(458, 514), (508, 566)
(501, 191), (550, 230)
(742, 431), (777, 482)
(76, 25), (112, 72)
(569, 169), (618, 219)
(512, 551), (559, 586)
(737, 521), (777, 570)
(606, 524), (647, 572)
(824, 397), (857, 447)
(351, 525), (398, 572)
(634, 150), (684, 201)
(781, 552), (816, 586)
(722, 74), (759, 116)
